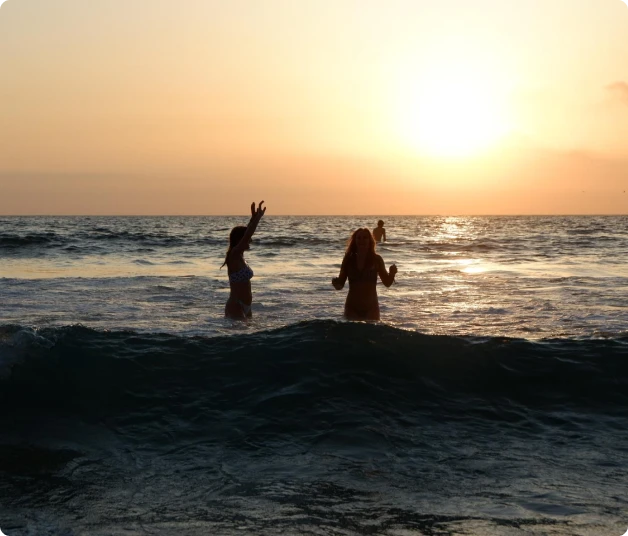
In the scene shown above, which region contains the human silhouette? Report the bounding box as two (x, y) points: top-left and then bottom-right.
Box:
(373, 220), (386, 243)
(222, 201), (266, 319)
(332, 228), (397, 320)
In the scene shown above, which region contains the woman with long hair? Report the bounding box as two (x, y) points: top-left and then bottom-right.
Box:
(222, 201), (266, 319)
(332, 228), (397, 321)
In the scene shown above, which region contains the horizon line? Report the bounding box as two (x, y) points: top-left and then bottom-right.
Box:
(1, 213), (627, 217)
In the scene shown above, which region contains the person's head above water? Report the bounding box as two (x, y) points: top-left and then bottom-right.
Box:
(221, 225), (250, 267)
(345, 228), (376, 259)
(377, 220), (384, 228)
(229, 226), (249, 250)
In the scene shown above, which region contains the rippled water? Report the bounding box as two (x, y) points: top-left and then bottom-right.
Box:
(1, 216), (628, 536)
(1, 215), (628, 338)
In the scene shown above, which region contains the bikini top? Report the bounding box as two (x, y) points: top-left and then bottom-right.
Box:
(229, 263), (254, 284)
(345, 256), (378, 284)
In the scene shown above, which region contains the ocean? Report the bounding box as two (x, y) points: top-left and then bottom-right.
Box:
(1, 215), (627, 535)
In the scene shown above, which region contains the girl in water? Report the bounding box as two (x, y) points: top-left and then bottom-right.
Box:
(222, 201), (266, 319)
(332, 228), (397, 321)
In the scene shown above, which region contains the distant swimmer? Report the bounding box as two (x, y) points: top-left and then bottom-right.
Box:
(373, 220), (386, 243)
(221, 201), (266, 319)
(332, 228), (397, 321)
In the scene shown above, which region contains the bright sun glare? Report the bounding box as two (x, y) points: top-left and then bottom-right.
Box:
(396, 58), (511, 158)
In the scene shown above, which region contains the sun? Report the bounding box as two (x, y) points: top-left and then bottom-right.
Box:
(395, 60), (512, 158)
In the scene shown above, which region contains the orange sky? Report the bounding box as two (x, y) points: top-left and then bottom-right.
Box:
(1, 0), (628, 214)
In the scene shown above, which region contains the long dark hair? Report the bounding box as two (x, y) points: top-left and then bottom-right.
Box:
(344, 228), (376, 264)
(221, 226), (247, 268)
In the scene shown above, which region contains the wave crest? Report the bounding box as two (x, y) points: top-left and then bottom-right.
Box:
(2, 321), (627, 423)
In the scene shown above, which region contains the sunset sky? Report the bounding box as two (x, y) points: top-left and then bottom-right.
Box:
(1, 0), (628, 215)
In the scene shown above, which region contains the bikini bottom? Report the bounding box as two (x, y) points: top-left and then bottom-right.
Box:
(226, 297), (252, 317)
(344, 304), (380, 321)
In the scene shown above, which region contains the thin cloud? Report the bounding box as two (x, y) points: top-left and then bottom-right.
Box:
(606, 81), (628, 105)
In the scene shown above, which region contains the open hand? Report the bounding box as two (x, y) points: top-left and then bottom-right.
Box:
(252, 200), (266, 219)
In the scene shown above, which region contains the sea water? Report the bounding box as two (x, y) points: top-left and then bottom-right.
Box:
(1, 216), (627, 535)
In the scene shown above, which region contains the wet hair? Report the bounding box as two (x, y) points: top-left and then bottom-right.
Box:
(344, 228), (376, 264)
(221, 226), (247, 268)
(377, 220), (384, 227)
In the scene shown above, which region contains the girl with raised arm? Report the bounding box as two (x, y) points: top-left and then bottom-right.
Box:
(222, 201), (266, 319)
(332, 228), (397, 321)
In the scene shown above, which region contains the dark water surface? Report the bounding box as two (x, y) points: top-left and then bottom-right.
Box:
(1, 216), (628, 535)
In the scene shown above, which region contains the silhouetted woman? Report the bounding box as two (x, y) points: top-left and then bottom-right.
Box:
(222, 201), (266, 319)
(332, 228), (397, 320)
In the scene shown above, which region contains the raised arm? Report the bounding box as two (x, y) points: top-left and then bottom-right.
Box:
(232, 201), (266, 254)
(332, 256), (348, 290)
(377, 255), (397, 287)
